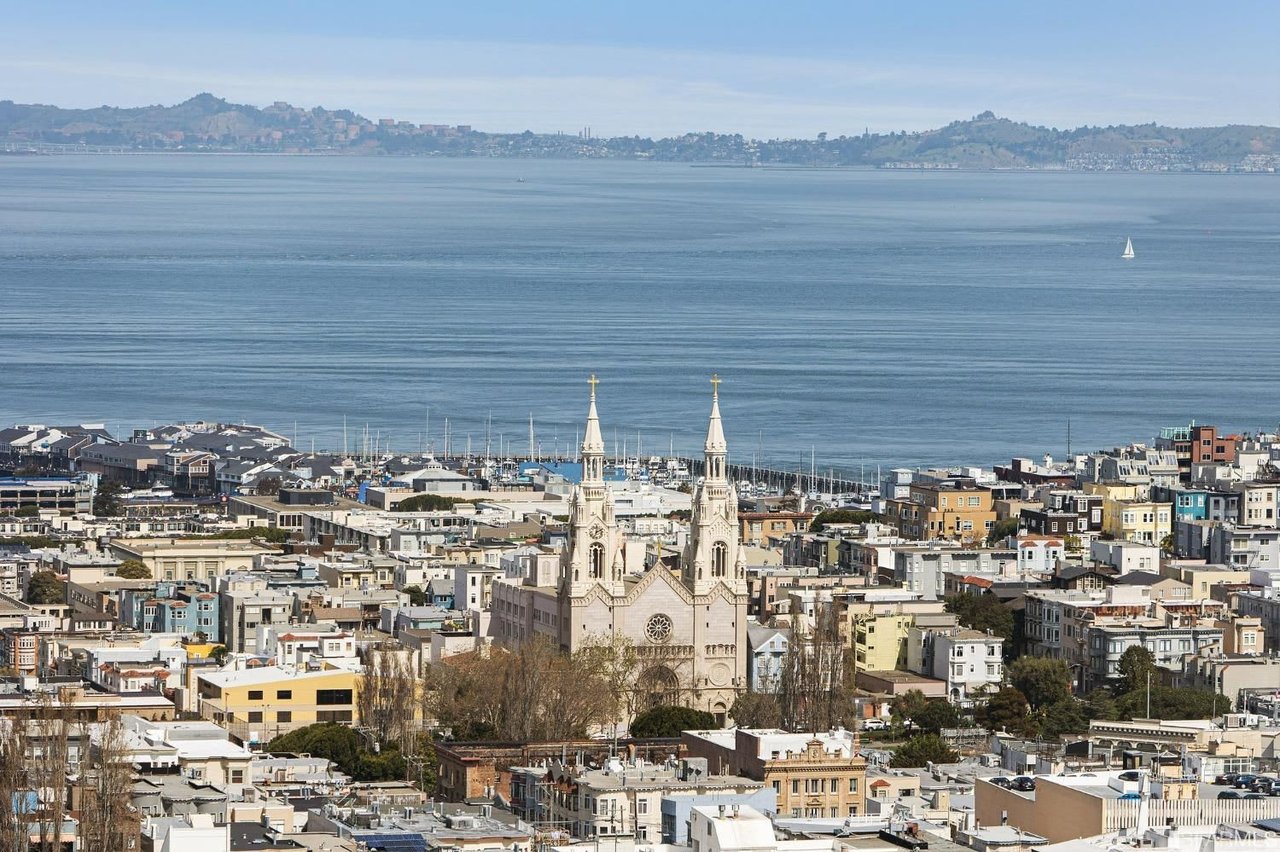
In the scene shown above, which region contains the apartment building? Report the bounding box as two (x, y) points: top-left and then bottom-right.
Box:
(195, 665), (358, 743)
(884, 480), (996, 544)
(907, 623), (1003, 704)
(682, 727), (868, 818)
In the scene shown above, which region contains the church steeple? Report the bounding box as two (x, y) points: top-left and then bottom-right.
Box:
(704, 374), (727, 482)
(563, 375), (624, 597)
(683, 375), (744, 596)
(582, 374), (605, 484)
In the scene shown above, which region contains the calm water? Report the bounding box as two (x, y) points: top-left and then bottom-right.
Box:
(2, 155), (1278, 473)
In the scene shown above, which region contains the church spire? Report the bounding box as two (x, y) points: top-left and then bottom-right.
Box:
(704, 374), (727, 480)
(582, 374), (604, 483)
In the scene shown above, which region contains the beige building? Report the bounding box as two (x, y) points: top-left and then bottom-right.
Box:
(492, 379), (748, 721)
(682, 728), (868, 818)
(109, 539), (278, 582)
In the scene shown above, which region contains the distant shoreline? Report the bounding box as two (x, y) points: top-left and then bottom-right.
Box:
(2, 149), (1275, 175)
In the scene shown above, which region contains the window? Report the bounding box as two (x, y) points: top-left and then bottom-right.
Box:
(792, 780), (800, 794)
(277, 711), (292, 723)
(247, 711), (263, 723)
(638, 799), (649, 815)
(248, 690), (263, 700)
(317, 710), (353, 723)
(277, 689), (292, 700)
(316, 689), (353, 705)
(849, 778), (859, 793)
(589, 543), (605, 579)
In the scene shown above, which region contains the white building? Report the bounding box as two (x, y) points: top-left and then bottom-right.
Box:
(908, 624), (1003, 704)
(490, 378), (748, 721)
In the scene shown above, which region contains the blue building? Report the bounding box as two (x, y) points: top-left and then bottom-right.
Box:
(1154, 485), (1210, 521)
(660, 789), (778, 843)
(125, 582), (221, 641)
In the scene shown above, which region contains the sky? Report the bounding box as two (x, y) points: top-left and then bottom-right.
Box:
(2, 1), (1278, 137)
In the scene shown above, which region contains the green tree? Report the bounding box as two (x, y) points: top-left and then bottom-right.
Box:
(209, 645), (230, 664)
(914, 700), (960, 734)
(26, 571), (65, 604)
(115, 560), (152, 579)
(944, 593), (1014, 639)
(986, 517), (1020, 544)
(1082, 688), (1119, 721)
(891, 734), (959, 768)
(14, 505), (40, 518)
(266, 722), (408, 782)
(1039, 699), (1089, 738)
(1117, 646), (1157, 695)
(628, 705), (716, 738)
(395, 494), (462, 512)
(890, 689), (929, 724)
(1116, 686), (1222, 720)
(1007, 657), (1072, 710)
(980, 687), (1031, 734)
(809, 509), (880, 532)
(402, 585), (429, 607)
(729, 692), (782, 729)
(93, 480), (124, 516)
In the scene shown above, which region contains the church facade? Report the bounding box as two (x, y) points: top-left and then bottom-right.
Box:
(490, 377), (748, 723)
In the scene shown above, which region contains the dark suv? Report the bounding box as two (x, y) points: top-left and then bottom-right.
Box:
(1012, 776), (1036, 792)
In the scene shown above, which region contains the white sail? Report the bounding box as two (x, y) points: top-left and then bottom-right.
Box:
(1122, 237), (1135, 259)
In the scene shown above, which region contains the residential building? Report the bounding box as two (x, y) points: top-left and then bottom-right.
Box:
(746, 625), (789, 693)
(740, 512), (812, 547)
(888, 544), (1019, 598)
(906, 623), (1003, 704)
(195, 665), (359, 744)
(884, 480), (996, 543)
(682, 727), (868, 818)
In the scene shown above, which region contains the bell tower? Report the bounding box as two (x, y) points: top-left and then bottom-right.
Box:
(562, 375), (625, 596)
(683, 375), (745, 596)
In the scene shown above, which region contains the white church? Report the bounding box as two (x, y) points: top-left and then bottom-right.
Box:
(489, 377), (749, 723)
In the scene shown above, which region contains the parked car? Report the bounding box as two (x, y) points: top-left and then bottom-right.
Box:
(989, 777), (1013, 789)
(1234, 774), (1259, 789)
(1215, 773), (1239, 785)
(1119, 793), (1142, 800)
(1244, 794), (1268, 801)
(1012, 776), (1036, 792)
(1250, 777), (1276, 794)
(1218, 791), (1242, 800)
(1118, 771), (1143, 782)
(863, 718), (888, 731)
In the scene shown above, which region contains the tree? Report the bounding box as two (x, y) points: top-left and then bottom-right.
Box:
(809, 509), (879, 532)
(891, 734), (959, 767)
(890, 690), (929, 725)
(1007, 657), (1072, 710)
(1117, 646), (1156, 695)
(210, 645), (230, 665)
(1039, 699), (1088, 739)
(915, 700), (960, 734)
(986, 517), (1020, 544)
(115, 559), (151, 579)
(729, 692), (782, 729)
(402, 585), (429, 607)
(358, 645), (419, 750)
(981, 687), (1032, 734)
(78, 712), (139, 850)
(14, 505), (40, 518)
(93, 479), (124, 516)
(26, 571), (64, 604)
(1116, 686), (1222, 720)
(266, 723), (406, 781)
(256, 476), (282, 497)
(779, 607), (851, 731)
(945, 593), (1014, 639)
(629, 706), (716, 738)
(395, 493), (462, 512)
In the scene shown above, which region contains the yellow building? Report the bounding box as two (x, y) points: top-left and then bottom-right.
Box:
(195, 665), (358, 744)
(884, 481), (995, 544)
(835, 597), (949, 672)
(1085, 481), (1171, 544)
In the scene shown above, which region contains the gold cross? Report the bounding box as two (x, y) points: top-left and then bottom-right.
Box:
(587, 374), (599, 398)
(710, 373), (721, 397)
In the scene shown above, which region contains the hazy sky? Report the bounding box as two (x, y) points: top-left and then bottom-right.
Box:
(3, 1), (1277, 137)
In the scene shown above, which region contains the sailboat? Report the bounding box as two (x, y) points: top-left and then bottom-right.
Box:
(1122, 237), (1135, 260)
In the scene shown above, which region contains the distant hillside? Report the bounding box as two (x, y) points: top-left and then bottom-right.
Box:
(3, 96), (1278, 172)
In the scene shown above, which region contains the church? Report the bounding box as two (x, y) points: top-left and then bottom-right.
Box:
(489, 377), (749, 724)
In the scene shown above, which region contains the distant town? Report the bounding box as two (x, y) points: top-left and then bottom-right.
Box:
(2, 385), (1279, 850)
(4, 95), (1280, 171)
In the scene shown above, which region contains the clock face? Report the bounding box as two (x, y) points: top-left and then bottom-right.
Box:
(589, 525), (604, 540)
